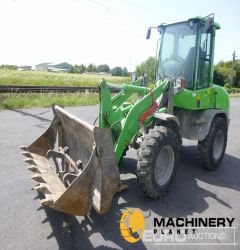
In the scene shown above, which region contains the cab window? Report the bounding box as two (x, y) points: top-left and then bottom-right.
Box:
(197, 27), (212, 89)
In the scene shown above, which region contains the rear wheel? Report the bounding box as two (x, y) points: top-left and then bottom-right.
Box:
(198, 116), (228, 170)
(137, 126), (180, 199)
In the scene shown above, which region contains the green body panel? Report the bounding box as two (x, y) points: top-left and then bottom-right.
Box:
(173, 89), (198, 110)
(173, 84), (228, 112)
(173, 87), (215, 110)
(213, 84), (229, 113)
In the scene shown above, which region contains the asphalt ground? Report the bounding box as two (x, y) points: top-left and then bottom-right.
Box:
(0, 98), (239, 250)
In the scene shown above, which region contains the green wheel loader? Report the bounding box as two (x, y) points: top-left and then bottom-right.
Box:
(20, 15), (229, 215)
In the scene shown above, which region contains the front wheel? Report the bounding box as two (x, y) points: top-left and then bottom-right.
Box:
(137, 126), (180, 199)
(198, 116), (228, 170)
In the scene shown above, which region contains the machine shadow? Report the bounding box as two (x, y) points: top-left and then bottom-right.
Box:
(8, 109), (52, 123)
(39, 145), (240, 250)
(118, 145), (240, 218)
(40, 199), (147, 250)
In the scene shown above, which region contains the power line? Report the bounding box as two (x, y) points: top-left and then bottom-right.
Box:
(72, 0), (146, 27)
(70, 0), (149, 37)
(122, 0), (177, 20)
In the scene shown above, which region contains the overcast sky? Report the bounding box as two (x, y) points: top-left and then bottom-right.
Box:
(0, 0), (239, 71)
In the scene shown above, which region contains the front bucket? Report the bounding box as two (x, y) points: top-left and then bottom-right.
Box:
(20, 105), (121, 216)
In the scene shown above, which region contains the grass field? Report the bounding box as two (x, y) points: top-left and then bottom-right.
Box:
(0, 69), (130, 86)
(0, 69), (130, 109)
(0, 92), (99, 109)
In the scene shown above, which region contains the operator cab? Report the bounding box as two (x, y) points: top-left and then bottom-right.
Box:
(154, 16), (220, 91)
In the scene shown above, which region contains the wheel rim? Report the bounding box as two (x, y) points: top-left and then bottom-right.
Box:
(212, 130), (225, 161)
(154, 145), (174, 186)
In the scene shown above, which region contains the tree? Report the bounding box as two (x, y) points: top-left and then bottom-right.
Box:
(111, 66), (123, 76)
(68, 64), (86, 74)
(122, 67), (128, 77)
(97, 64), (110, 73)
(0, 64), (17, 70)
(213, 68), (225, 86)
(78, 64), (86, 74)
(135, 57), (157, 82)
(86, 63), (97, 72)
(213, 60), (240, 87)
(234, 62), (240, 87)
(69, 65), (74, 73)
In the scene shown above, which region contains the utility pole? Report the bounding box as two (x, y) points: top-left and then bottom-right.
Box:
(230, 51), (237, 86)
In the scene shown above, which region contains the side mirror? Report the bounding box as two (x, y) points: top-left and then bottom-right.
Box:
(146, 27), (151, 39)
(205, 17), (214, 32)
(157, 26), (163, 34)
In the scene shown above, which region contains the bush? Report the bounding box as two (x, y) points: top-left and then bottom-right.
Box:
(111, 67), (122, 76)
(224, 83), (232, 90)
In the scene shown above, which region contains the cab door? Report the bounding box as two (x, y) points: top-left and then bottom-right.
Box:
(195, 26), (215, 109)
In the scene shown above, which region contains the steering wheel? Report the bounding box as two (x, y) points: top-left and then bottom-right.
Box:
(158, 57), (184, 78)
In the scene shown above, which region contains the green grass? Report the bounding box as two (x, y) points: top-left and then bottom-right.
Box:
(0, 92), (99, 109)
(0, 69), (130, 87)
(0, 69), (130, 109)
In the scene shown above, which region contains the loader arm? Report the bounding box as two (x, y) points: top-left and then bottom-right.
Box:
(98, 79), (169, 162)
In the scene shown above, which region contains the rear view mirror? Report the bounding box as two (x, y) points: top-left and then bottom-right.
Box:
(157, 26), (163, 34)
(146, 27), (151, 39)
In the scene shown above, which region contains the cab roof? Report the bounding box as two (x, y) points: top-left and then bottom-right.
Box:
(159, 16), (221, 30)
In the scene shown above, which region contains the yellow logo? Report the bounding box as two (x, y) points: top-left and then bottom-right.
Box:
(120, 208), (145, 243)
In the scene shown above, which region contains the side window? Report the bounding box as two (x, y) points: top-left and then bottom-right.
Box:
(197, 30), (212, 89)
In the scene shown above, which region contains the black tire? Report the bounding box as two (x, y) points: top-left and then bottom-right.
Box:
(137, 126), (180, 199)
(198, 116), (228, 170)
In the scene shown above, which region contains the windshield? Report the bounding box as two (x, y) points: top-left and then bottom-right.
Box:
(157, 21), (198, 89)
